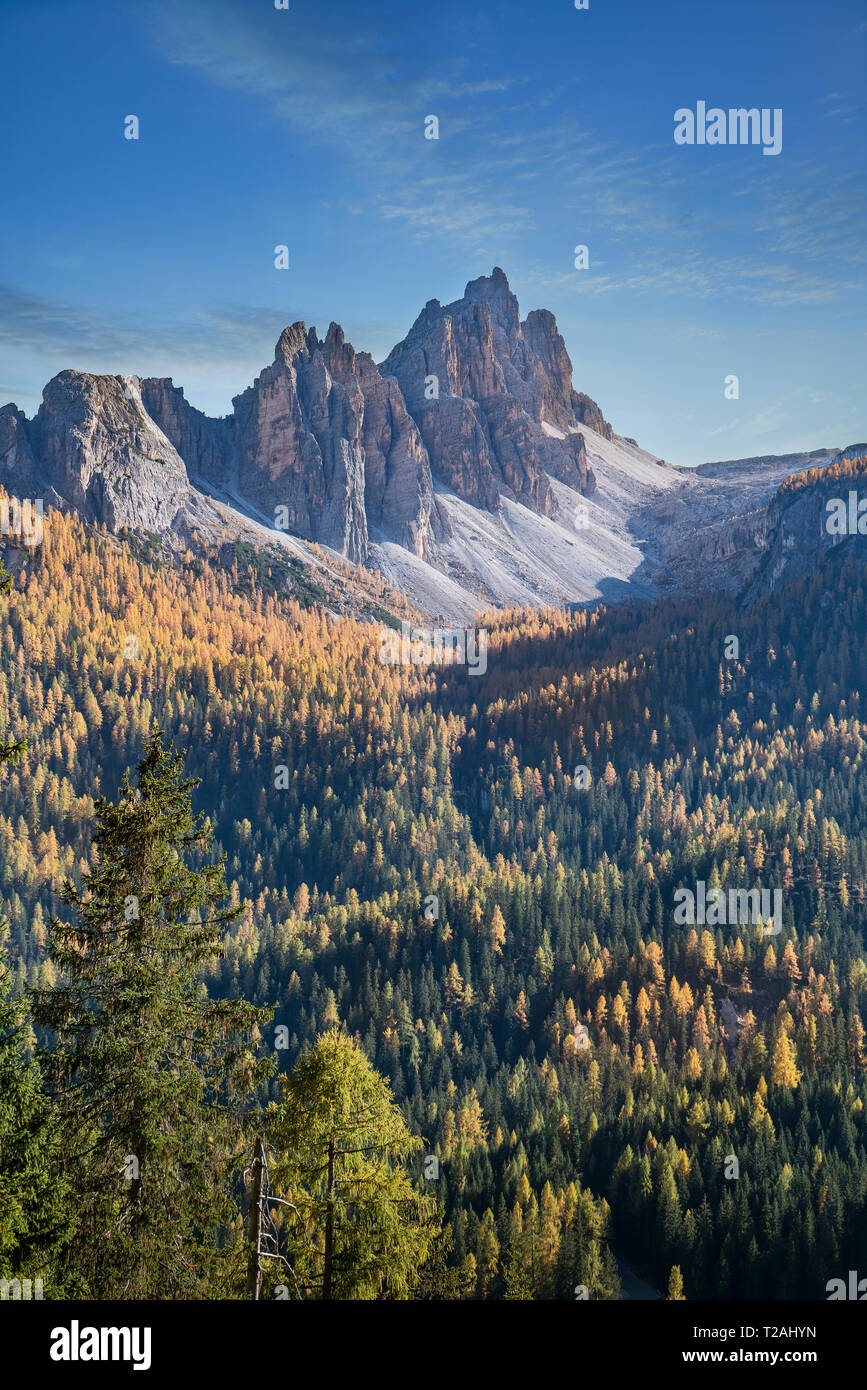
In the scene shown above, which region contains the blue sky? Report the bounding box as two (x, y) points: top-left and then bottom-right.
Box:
(1, 0), (864, 466)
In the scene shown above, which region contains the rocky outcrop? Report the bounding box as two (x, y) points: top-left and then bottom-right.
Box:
(0, 268), (621, 574)
(0, 403), (41, 494)
(231, 323), (368, 562)
(521, 312), (610, 441)
(742, 448), (867, 600)
(27, 371), (197, 534)
(345, 340), (440, 557)
(140, 378), (234, 489)
(382, 268), (598, 516)
(228, 322), (438, 562)
(379, 297), (501, 510)
(574, 392), (613, 441)
(631, 445), (867, 603)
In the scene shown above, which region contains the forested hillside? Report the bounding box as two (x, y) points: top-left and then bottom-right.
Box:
(2, 506), (866, 1298)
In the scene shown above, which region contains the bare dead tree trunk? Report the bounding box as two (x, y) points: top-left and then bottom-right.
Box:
(322, 1137), (335, 1300)
(246, 1135), (266, 1300)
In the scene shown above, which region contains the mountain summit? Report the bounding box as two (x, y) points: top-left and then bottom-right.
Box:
(2, 271), (859, 621)
(382, 268), (598, 517)
(1, 271), (603, 570)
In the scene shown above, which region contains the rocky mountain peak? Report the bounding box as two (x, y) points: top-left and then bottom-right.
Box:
(458, 267), (520, 332)
(381, 269), (597, 516)
(320, 322), (357, 381)
(19, 369), (213, 538)
(274, 322), (311, 367)
(0, 269), (624, 591)
(0, 402), (40, 492)
(462, 265), (512, 299)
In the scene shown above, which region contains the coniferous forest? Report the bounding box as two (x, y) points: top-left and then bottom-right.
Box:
(1, 505), (866, 1305)
(3, 9), (866, 1380)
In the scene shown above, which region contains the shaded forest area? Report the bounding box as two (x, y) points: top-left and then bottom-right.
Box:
(1, 506), (866, 1298)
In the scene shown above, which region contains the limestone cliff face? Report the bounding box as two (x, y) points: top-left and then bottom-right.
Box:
(340, 337), (440, 558)
(226, 322), (438, 563)
(742, 448), (867, 600)
(381, 268), (598, 516)
(140, 378), (234, 489)
(0, 268), (622, 570)
(26, 371), (195, 534)
(229, 323), (367, 562)
(521, 311), (610, 440)
(573, 392), (613, 441)
(0, 403), (41, 494)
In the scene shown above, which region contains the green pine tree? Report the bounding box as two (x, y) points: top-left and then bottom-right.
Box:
(0, 922), (69, 1294)
(31, 725), (274, 1298)
(0, 553), (58, 1294)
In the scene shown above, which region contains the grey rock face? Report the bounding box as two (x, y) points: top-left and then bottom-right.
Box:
(231, 322), (369, 562)
(742, 447), (867, 600)
(229, 322), (438, 562)
(574, 392), (613, 441)
(0, 269), (622, 574)
(141, 378), (235, 489)
(348, 343), (441, 558)
(28, 371), (193, 534)
(382, 268), (598, 515)
(0, 403), (41, 493)
(380, 298), (501, 510)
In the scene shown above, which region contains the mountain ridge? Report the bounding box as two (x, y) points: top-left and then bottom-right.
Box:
(2, 270), (863, 620)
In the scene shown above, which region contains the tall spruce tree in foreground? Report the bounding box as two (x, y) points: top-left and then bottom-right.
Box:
(31, 725), (274, 1299)
(0, 552), (63, 1291)
(0, 922), (70, 1293)
(268, 1029), (442, 1299)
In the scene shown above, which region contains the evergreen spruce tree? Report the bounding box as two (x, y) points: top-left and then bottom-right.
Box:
(0, 554), (61, 1293)
(0, 922), (68, 1294)
(31, 726), (274, 1298)
(501, 1218), (535, 1300)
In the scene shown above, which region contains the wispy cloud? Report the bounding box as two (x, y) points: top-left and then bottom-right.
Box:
(140, 0), (865, 311)
(142, 0), (537, 249)
(524, 255), (861, 307)
(710, 388), (862, 449)
(0, 283), (304, 364)
(0, 282), (410, 410)
(144, 0), (514, 152)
